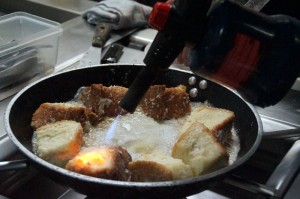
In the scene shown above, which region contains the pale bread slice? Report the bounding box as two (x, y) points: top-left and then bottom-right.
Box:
(180, 106), (235, 145)
(172, 122), (228, 176)
(35, 120), (83, 167)
(129, 152), (193, 181)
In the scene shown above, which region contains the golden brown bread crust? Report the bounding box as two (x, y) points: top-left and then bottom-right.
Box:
(32, 84), (191, 130)
(31, 103), (88, 130)
(140, 85), (166, 120)
(128, 160), (173, 182)
(164, 85), (191, 119)
(66, 146), (132, 181)
(79, 84), (128, 118)
(79, 84), (190, 121)
(75, 87), (101, 125)
(77, 86), (92, 108)
(141, 85), (191, 120)
(101, 85), (128, 116)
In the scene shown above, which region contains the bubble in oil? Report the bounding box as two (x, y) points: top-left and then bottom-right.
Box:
(83, 102), (240, 163)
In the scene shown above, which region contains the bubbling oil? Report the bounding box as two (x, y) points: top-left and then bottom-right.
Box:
(83, 102), (240, 164)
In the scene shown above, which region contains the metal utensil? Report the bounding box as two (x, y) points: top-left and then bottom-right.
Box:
(79, 23), (112, 67)
(244, 0), (270, 11)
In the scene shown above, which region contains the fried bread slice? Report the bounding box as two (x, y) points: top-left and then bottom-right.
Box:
(172, 122), (228, 176)
(129, 160), (172, 182)
(129, 152), (193, 182)
(79, 84), (127, 118)
(141, 85), (191, 120)
(66, 146), (132, 181)
(180, 106), (235, 145)
(31, 102), (88, 130)
(35, 120), (83, 167)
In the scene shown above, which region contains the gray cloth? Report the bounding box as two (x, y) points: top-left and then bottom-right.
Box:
(83, 0), (152, 30)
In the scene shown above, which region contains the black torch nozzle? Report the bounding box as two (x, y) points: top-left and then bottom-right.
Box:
(119, 29), (185, 113)
(119, 66), (159, 113)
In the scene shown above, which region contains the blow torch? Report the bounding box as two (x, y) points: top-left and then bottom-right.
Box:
(120, 0), (300, 112)
(120, 0), (212, 112)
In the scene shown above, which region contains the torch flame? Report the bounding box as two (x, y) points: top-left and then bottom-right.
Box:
(105, 113), (122, 143)
(77, 150), (106, 165)
(67, 148), (112, 171)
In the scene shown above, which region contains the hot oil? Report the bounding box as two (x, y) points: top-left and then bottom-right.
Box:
(83, 102), (240, 164)
(227, 128), (239, 165)
(30, 97), (240, 166)
(84, 107), (187, 160)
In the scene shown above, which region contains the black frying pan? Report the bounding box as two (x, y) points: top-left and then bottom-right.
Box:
(3, 64), (262, 198)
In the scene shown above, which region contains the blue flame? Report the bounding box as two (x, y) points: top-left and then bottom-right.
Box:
(104, 114), (121, 143)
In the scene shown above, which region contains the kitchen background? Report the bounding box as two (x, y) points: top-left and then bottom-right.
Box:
(0, 0), (300, 198)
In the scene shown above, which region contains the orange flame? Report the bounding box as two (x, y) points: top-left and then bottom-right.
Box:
(68, 148), (111, 170)
(77, 150), (106, 164)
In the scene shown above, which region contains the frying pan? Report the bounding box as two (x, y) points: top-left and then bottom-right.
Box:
(3, 64), (262, 198)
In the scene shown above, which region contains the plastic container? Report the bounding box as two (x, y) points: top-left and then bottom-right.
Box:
(0, 12), (62, 90)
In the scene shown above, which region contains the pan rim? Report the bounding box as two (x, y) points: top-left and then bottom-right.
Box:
(4, 63), (263, 188)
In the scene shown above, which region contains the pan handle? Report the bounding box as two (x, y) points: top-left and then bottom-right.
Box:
(262, 128), (300, 140)
(0, 159), (28, 172)
(225, 139), (300, 198)
(223, 175), (278, 197)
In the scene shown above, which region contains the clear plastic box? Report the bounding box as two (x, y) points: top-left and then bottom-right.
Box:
(0, 12), (62, 90)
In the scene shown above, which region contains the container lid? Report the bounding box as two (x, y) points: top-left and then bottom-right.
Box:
(0, 12), (62, 53)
